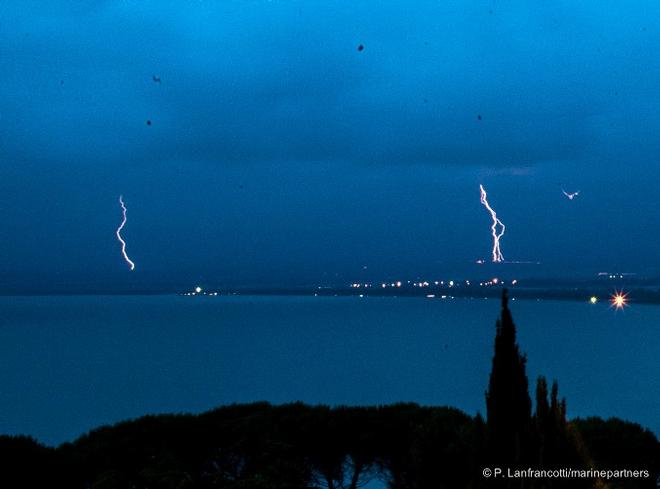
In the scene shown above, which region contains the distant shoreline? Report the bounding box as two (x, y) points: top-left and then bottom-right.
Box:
(1, 285), (660, 306)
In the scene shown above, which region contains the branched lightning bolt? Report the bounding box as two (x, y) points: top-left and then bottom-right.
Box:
(479, 184), (505, 263)
(116, 195), (135, 271)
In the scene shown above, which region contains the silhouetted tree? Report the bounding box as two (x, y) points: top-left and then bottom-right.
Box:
(485, 289), (533, 466)
(532, 377), (592, 488)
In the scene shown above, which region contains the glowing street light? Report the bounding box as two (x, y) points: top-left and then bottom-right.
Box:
(610, 291), (629, 310)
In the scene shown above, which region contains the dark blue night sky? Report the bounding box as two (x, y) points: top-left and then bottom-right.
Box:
(2, 1), (660, 290)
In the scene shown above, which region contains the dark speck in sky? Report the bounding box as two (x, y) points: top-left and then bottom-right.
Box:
(146, 120), (152, 126)
(357, 44), (364, 51)
(477, 114), (482, 120)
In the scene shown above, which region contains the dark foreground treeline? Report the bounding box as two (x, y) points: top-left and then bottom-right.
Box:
(0, 402), (657, 489)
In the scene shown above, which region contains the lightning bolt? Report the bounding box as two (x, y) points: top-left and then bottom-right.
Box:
(116, 195), (135, 271)
(479, 184), (505, 263)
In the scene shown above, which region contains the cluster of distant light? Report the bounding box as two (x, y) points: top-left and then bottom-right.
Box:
(480, 277), (518, 287)
(597, 272), (635, 280)
(587, 292), (630, 309)
(181, 286), (219, 297)
(350, 277), (517, 289)
(587, 291), (629, 309)
(595, 275), (636, 312)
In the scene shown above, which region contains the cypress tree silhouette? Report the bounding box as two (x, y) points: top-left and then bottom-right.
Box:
(485, 289), (532, 466)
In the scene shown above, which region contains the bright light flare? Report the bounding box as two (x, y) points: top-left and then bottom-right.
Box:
(610, 291), (629, 310)
(589, 296), (598, 304)
(116, 195), (135, 271)
(479, 185), (505, 262)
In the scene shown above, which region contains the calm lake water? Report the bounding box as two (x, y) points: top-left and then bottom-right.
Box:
(0, 295), (657, 446)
